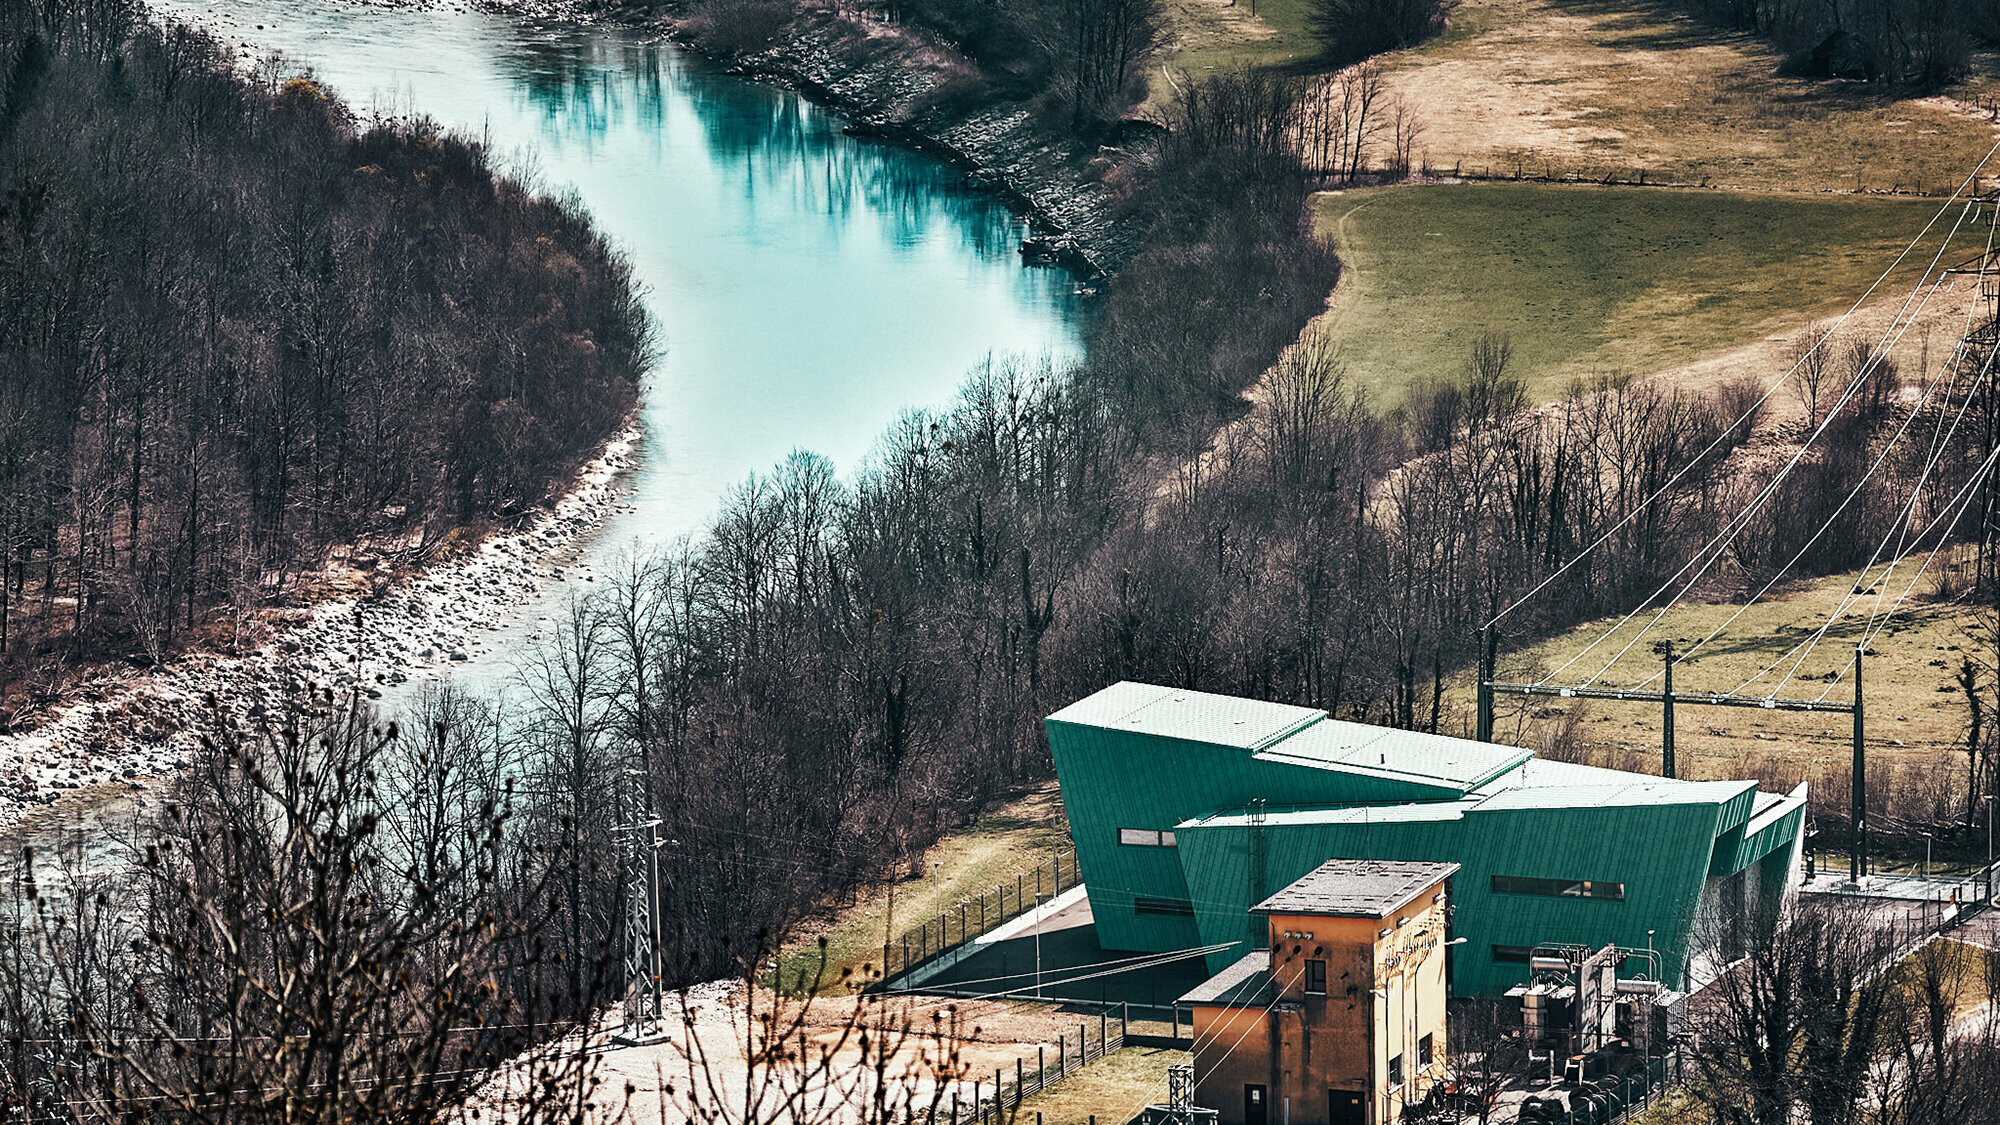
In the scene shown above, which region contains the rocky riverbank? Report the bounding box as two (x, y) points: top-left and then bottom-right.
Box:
(0, 428), (640, 834)
(609, 2), (1151, 278)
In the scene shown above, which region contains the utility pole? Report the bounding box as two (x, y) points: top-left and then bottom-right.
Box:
(1477, 626), (1496, 743)
(1654, 639), (1676, 780)
(1852, 644), (1867, 885)
(1984, 794), (1994, 905)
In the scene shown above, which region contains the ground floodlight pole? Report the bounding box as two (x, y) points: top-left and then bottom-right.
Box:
(1477, 625), (1496, 743)
(1852, 644), (1867, 884)
(1986, 795), (1995, 905)
(1034, 891), (1045, 999)
(1654, 639), (1676, 780)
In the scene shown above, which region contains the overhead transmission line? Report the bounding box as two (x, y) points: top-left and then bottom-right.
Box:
(1620, 203), (2000, 695)
(1530, 189), (1984, 691)
(1484, 136), (2000, 640)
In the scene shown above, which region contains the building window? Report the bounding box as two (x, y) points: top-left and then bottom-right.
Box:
(1490, 874), (1625, 901)
(1491, 945), (1535, 964)
(1419, 1033), (1434, 1067)
(1119, 828), (1177, 847)
(1305, 959), (1327, 995)
(1133, 895), (1195, 917)
(1387, 1054), (1404, 1086)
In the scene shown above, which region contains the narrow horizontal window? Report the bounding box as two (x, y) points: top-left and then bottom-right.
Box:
(1491, 944), (1535, 964)
(1491, 874), (1625, 901)
(1134, 895), (1195, 917)
(1119, 828), (1176, 847)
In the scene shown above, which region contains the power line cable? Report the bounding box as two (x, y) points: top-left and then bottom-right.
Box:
(1486, 145), (2000, 632)
(1634, 241), (2000, 689)
(1538, 201), (1981, 689)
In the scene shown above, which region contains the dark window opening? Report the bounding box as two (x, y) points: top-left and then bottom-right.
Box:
(1492, 944), (1535, 964)
(1491, 874), (1625, 901)
(1388, 1054), (1404, 1086)
(1305, 958), (1327, 995)
(1419, 1033), (1434, 1067)
(1118, 828), (1178, 847)
(1134, 895), (1195, 917)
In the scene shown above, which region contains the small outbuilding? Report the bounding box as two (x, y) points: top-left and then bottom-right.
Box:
(1181, 858), (1460, 1125)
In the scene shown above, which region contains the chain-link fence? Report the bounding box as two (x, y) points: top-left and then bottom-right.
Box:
(881, 848), (1077, 984)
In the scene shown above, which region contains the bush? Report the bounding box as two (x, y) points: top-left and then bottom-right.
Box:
(1308, 0), (1455, 67)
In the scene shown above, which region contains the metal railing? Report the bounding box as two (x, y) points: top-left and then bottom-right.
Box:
(940, 1005), (1126, 1125)
(881, 848), (1076, 984)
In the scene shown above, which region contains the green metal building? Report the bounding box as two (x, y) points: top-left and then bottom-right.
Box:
(1047, 682), (1808, 996)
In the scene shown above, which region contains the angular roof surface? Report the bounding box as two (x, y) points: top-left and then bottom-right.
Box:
(1253, 719), (1529, 790)
(1179, 951), (1275, 1007)
(1471, 777), (1755, 813)
(1251, 857), (1461, 918)
(1050, 682), (1528, 790)
(1048, 682), (1320, 751)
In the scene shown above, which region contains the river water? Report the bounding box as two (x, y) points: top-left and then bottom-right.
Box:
(14, 1), (1082, 870)
(158, 0), (1082, 678)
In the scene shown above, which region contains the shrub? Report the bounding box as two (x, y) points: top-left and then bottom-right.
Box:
(1308, 0), (1455, 67)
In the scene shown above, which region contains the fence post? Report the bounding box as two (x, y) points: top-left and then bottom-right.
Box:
(981, 892), (988, 931)
(1037, 865), (1043, 901)
(974, 1080), (981, 1124)
(1058, 1033), (1066, 1078)
(1017, 1059), (1024, 1103)
(953, 1089), (960, 1125)
(961, 903), (967, 944)
(1121, 1002), (1128, 1041)
(1100, 1010), (1108, 1054)
(1039, 1044), (1045, 1090)
(1017, 873), (1024, 908)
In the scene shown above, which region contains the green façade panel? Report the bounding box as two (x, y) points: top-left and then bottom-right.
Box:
(1173, 794), (1742, 996)
(1045, 684), (1524, 957)
(1045, 682), (1808, 997)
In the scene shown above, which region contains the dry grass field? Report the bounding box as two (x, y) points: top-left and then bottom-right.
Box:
(1150, 0), (1999, 195)
(1012, 1045), (1192, 1124)
(1445, 553), (1992, 809)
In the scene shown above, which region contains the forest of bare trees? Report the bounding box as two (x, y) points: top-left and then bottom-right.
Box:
(1675, 0), (1995, 89)
(0, 0), (651, 701)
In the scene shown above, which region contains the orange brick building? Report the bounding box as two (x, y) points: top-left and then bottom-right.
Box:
(1179, 859), (1460, 1125)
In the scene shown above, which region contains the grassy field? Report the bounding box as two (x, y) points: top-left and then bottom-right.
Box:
(1013, 1045), (1192, 1125)
(1445, 554), (1989, 792)
(1312, 182), (1949, 405)
(771, 784), (1072, 995)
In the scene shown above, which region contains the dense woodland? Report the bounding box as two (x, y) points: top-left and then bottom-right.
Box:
(1675, 0), (2000, 88)
(0, 0), (650, 698)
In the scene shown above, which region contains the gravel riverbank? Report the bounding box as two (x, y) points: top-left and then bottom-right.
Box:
(0, 429), (639, 834)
